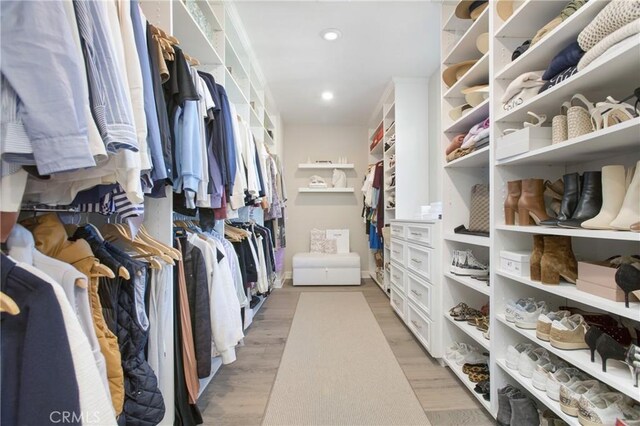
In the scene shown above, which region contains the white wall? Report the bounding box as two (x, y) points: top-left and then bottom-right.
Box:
(428, 70), (442, 203)
(283, 125), (369, 276)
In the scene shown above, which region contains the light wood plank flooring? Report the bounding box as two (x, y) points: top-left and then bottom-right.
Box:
(198, 279), (494, 425)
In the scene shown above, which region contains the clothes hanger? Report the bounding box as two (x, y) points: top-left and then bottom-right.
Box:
(102, 223), (167, 268)
(0, 292), (20, 315)
(81, 222), (129, 279)
(138, 225), (182, 260)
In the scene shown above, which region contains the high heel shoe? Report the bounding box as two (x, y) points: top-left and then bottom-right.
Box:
(585, 326), (603, 362)
(530, 235), (544, 281)
(540, 173), (581, 227)
(595, 333), (627, 373)
(505, 180), (522, 225)
(615, 263), (640, 308)
(558, 171), (603, 228)
(625, 344), (639, 387)
(518, 178), (551, 225)
(540, 235), (578, 284)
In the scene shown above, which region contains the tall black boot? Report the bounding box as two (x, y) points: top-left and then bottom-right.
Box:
(540, 173), (580, 227)
(559, 171), (602, 228)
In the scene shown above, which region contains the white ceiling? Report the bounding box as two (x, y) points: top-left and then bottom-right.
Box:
(234, 1), (441, 126)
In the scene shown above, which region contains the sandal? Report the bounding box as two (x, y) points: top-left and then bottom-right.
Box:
(590, 96), (639, 131)
(449, 302), (469, 317)
(462, 363), (488, 374)
(567, 94), (595, 139)
(468, 372), (490, 383)
(474, 379), (490, 395)
(454, 307), (483, 322)
(503, 111), (548, 135)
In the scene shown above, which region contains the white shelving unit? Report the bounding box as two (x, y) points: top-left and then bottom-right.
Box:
(366, 80), (430, 293)
(443, 356), (492, 412)
(440, 5), (492, 416)
(139, 2), (282, 418)
(489, 0), (640, 417)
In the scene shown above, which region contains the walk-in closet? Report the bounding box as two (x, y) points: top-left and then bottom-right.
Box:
(1, 1), (638, 426)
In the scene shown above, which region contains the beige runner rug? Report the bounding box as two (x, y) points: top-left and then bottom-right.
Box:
(262, 292), (431, 426)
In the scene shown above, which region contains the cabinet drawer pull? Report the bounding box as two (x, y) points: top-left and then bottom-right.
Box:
(411, 289), (422, 297)
(393, 250), (401, 255)
(393, 275), (400, 280)
(411, 258), (422, 264)
(410, 232), (422, 237)
(411, 320), (422, 329)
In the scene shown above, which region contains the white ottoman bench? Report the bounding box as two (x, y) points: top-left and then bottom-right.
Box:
(292, 252), (361, 286)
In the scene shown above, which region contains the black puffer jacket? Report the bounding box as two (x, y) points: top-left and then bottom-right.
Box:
(75, 226), (165, 425)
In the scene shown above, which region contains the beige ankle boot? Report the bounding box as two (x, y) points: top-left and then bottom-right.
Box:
(610, 161), (640, 230)
(582, 165), (626, 229)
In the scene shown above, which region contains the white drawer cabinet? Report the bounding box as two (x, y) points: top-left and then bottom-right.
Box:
(387, 220), (442, 359)
(390, 288), (406, 319)
(407, 302), (432, 351)
(389, 263), (406, 294)
(406, 224), (433, 247)
(407, 243), (432, 283)
(390, 239), (406, 265)
(407, 273), (433, 317)
(390, 223), (405, 239)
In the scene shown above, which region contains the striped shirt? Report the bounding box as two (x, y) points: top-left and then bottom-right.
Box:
(73, 0), (138, 153)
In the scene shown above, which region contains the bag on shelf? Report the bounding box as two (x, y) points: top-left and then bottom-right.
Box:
(468, 184), (490, 234)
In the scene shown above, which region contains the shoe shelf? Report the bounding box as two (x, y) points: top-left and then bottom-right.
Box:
(494, 0), (561, 39)
(443, 53), (489, 99)
(444, 145), (490, 169)
(495, 0), (608, 81)
(495, 358), (580, 426)
(496, 40), (640, 124)
(495, 225), (640, 243)
(444, 271), (491, 296)
(496, 314), (640, 401)
(443, 356), (492, 412)
(442, 7), (472, 33)
(496, 269), (640, 322)
(443, 6), (488, 65)
(496, 118), (640, 166)
(444, 233), (491, 247)
(444, 98), (490, 134)
(384, 143), (396, 154)
(385, 164), (396, 174)
(444, 313), (490, 351)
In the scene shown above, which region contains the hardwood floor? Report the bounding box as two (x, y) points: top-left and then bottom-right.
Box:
(198, 279), (494, 425)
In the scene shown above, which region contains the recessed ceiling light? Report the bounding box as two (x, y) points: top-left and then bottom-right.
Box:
(320, 29), (341, 41)
(321, 91), (334, 101)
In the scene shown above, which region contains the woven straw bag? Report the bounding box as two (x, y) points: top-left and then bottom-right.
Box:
(468, 184), (490, 234)
(567, 94), (595, 139)
(552, 101), (570, 144)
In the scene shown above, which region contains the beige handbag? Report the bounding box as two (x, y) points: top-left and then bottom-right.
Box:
(468, 184), (490, 234)
(567, 94), (595, 139)
(552, 101), (570, 144)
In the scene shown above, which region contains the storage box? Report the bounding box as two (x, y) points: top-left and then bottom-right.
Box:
(500, 250), (531, 276)
(496, 127), (552, 160)
(576, 261), (639, 302)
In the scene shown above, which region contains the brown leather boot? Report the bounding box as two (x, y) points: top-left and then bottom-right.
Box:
(518, 179), (551, 225)
(530, 235), (544, 281)
(540, 236), (577, 285)
(504, 180), (522, 225)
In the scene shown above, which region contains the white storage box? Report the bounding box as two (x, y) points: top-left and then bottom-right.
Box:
(496, 127), (552, 160)
(293, 252), (361, 286)
(500, 250), (531, 276)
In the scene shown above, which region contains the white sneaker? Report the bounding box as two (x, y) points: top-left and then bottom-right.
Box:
(453, 250), (489, 277)
(532, 360), (568, 391)
(455, 347), (487, 366)
(445, 342), (470, 360)
(546, 367), (585, 401)
(560, 380), (607, 417)
(505, 298), (535, 322)
(536, 310), (571, 341)
(515, 300), (549, 330)
(506, 343), (533, 370)
(449, 250), (460, 274)
(518, 347), (550, 378)
(578, 392), (632, 426)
